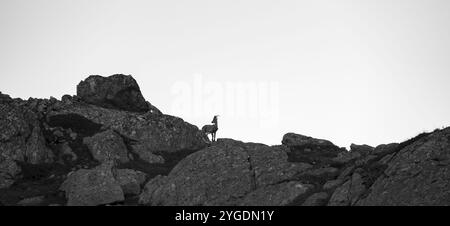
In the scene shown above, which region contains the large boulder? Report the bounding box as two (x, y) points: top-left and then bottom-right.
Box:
(139, 139), (312, 206)
(83, 130), (130, 164)
(282, 133), (345, 166)
(357, 128), (450, 206)
(76, 74), (154, 113)
(60, 162), (124, 206)
(282, 133), (336, 148)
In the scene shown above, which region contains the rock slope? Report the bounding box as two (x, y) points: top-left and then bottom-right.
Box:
(1, 75), (449, 206)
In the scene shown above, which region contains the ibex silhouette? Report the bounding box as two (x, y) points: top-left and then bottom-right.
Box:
(202, 115), (219, 142)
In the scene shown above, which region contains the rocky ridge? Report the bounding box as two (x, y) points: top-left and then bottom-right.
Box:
(1, 75), (449, 206)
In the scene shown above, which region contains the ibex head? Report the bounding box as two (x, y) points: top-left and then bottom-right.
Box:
(212, 115), (219, 124)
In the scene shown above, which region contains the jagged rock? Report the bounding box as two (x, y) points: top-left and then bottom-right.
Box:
(328, 172), (365, 206)
(83, 130), (130, 164)
(357, 128), (450, 206)
(302, 192), (329, 206)
(60, 162), (124, 206)
(114, 169), (146, 196)
(240, 182), (313, 206)
(131, 144), (165, 164)
(139, 139), (311, 206)
(48, 104), (208, 154)
(76, 74), (151, 113)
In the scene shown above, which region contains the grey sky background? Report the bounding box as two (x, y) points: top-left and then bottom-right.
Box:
(1, 0), (449, 148)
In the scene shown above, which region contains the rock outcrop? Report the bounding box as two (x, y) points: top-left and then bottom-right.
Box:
(0, 74), (208, 205)
(47, 103), (208, 155)
(0, 99), (54, 189)
(1, 73), (450, 206)
(76, 74), (155, 113)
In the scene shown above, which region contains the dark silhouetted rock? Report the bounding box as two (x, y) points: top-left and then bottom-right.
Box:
(60, 162), (124, 206)
(76, 74), (152, 113)
(357, 128), (450, 206)
(83, 130), (130, 164)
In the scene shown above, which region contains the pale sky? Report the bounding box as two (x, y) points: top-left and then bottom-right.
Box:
(1, 0), (449, 148)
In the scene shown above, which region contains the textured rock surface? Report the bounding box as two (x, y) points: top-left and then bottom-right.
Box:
(328, 172), (365, 206)
(76, 74), (151, 113)
(282, 133), (345, 167)
(2, 74), (450, 206)
(357, 128), (450, 206)
(350, 144), (374, 156)
(131, 144), (165, 164)
(139, 139), (312, 206)
(240, 182), (312, 206)
(0, 101), (54, 188)
(83, 130), (130, 164)
(0, 158), (21, 189)
(60, 162), (124, 206)
(114, 169), (146, 196)
(302, 192), (329, 206)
